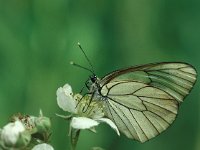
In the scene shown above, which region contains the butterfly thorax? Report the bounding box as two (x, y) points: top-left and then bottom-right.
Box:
(87, 75), (102, 95)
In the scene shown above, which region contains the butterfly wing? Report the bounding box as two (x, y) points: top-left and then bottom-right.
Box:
(100, 62), (197, 142)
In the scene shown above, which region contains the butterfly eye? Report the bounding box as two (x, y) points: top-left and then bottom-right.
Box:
(90, 75), (97, 83)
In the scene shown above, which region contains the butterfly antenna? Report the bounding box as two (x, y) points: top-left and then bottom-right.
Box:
(70, 61), (94, 74)
(77, 42), (95, 74)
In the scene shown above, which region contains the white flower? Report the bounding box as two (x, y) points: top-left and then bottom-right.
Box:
(32, 143), (54, 150)
(56, 84), (77, 113)
(71, 117), (120, 135)
(56, 83), (120, 136)
(1, 121), (26, 146)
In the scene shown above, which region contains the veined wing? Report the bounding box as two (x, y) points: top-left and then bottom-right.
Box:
(100, 62), (197, 142)
(101, 62), (197, 103)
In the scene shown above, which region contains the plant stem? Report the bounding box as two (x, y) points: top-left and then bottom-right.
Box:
(70, 129), (80, 150)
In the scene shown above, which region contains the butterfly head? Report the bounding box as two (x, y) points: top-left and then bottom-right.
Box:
(86, 74), (102, 94)
(90, 75), (97, 83)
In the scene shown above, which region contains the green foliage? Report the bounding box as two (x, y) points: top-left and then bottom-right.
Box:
(0, 0), (199, 150)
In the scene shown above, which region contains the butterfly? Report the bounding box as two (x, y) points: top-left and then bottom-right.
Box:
(72, 43), (197, 143)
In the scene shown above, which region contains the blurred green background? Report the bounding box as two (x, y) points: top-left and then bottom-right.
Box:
(0, 0), (199, 150)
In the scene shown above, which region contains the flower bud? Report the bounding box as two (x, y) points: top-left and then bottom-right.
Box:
(0, 121), (31, 148)
(32, 143), (54, 150)
(34, 117), (51, 133)
(15, 131), (31, 148)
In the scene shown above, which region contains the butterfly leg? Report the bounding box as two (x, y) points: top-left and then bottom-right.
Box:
(75, 93), (88, 108)
(79, 78), (91, 94)
(81, 92), (95, 113)
(79, 85), (85, 94)
(75, 92), (95, 114)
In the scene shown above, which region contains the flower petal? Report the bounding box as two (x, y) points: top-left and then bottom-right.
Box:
(32, 143), (54, 150)
(96, 118), (120, 136)
(1, 121), (25, 146)
(56, 84), (77, 113)
(71, 117), (99, 129)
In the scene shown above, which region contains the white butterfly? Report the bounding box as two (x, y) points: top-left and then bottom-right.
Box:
(73, 44), (197, 143)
